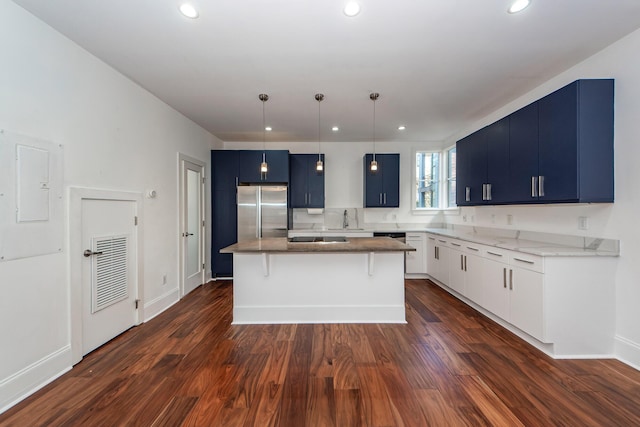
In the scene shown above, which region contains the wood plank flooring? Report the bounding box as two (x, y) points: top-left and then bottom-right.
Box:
(2, 279), (640, 426)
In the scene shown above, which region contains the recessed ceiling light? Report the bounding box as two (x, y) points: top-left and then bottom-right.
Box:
(179, 3), (199, 19)
(398, 125), (406, 131)
(508, 0), (531, 14)
(344, 2), (361, 17)
(265, 126), (272, 131)
(332, 126), (339, 132)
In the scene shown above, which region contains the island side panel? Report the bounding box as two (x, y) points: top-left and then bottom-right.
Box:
(232, 252), (406, 324)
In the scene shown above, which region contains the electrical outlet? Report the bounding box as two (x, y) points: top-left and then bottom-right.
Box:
(578, 216), (589, 230)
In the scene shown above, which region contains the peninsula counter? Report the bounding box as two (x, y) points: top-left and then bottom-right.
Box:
(220, 237), (415, 324)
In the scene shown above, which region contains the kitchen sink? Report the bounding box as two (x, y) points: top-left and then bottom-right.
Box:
(288, 236), (349, 243)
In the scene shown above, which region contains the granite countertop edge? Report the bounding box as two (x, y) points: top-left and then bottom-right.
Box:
(220, 237), (416, 254)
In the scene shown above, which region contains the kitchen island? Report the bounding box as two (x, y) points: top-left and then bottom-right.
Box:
(220, 237), (415, 324)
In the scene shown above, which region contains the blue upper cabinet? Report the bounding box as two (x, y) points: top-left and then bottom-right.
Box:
(238, 150), (289, 183)
(456, 79), (614, 206)
(363, 153), (400, 207)
(537, 79), (614, 203)
(456, 118), (509, 205)
(289, 154), (325, 208)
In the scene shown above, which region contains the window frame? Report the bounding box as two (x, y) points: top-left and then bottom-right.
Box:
(411, 146), (460, 214)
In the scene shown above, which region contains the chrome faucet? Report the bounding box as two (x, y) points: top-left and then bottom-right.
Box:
(343, 209), (349, 229)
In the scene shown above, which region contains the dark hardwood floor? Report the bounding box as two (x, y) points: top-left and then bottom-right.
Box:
(2, 279), (640, 426)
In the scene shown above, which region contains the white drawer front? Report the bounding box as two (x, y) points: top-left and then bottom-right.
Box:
(509, 253), (544, 273)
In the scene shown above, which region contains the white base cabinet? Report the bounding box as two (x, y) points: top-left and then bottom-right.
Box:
(425, 232), (616, 358)
(405, 232), (426, 274)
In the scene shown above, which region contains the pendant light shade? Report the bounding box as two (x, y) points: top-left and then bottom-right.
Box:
(259, 93), (269, 174)
(370, 92), (380, 172)
(315, 93), (324, 172)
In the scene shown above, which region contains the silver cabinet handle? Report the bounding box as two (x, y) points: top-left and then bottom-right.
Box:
(531, 176), (538, 198)
(438, 240), (447, 244)
(460, 254), (464, 271)
(451, 243), (461, 247)
(436, 246), (439, 260)
(83, 249), (104, 257)
(539, 175), (545, 197)
(482, 184), (487, 201)
(509, 269), (513, 290)
(487, 183), (492, 201)
(467, 247), (479, 252)
(513, 257), (535, 264)
(383, 193), (387, 205)
(235, 176), (239, 187)
(465, 186), (471, 202)
(503, 267), (507, 288)
(487, 251), (502, 257)
(379, 193), (383, 205)
(464, 255), (467, 272)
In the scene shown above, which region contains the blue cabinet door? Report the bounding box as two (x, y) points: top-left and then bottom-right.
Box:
(465, 129), (487, 205)
(508, 102), (539, 203)
(381, 154), (400, 207)
(538, 82), (579, 202)
(485, 118), (510, 204)
(211, 150), (239, 277)
(289, 154), (308, 208)
(456, 134), (473, 206)
(363, 153), (399, 207)
(289, 154), (325, 208)
(238, 150), (289, 183)
(306, 155), (325, 208)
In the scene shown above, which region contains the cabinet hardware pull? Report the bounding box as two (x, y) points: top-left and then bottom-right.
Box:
(235, 177), (239, 187)
(513, 257), (535, 264)
(451, 243), (461, 247)
(503, 268), (507, 288)
(379, 193), (383, 205)
(428, 237), (435, 241)
(482, 184), (487, 201)
(465, 186), (471, 202)
(487, 183), (492, 201)
(531, 176), (538, 198)
(438, 240), (447, 243)
(539, 175), (545, 197)
(467, 247), (479, 251)
(464, 255), (467, 271)
(509, 269), (513, 290)
(383, 193), (387, 204)
(460, 254), (464, 270)
(487, 251), (502, 257)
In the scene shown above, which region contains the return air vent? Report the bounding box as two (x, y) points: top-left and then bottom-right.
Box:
(91, 235), (128, 313)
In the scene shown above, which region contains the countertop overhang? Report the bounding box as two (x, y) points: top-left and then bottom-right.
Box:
(220, 237), (416, 254)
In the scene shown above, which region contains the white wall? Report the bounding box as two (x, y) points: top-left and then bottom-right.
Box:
(0, 0), (219, 411)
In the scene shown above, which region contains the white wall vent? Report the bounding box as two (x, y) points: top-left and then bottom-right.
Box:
(91, 235), (129, 313)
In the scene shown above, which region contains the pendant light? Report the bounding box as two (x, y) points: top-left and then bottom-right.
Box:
(259, 93), (269, 173)
(315, 93), (324, 172)
(370, 92), (380, 172)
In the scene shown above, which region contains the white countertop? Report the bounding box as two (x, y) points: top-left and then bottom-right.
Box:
(422, 228), (619, 257)
(289, 224), (619, 257)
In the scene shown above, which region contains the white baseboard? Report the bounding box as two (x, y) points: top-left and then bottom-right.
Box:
(232, 305), (406, 325)
(615, 335), (640, 370)
(0, 345), (72, 414)
(142, 287), (180, 322)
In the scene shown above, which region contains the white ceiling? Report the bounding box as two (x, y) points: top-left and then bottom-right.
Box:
(12, 0), (640, 144)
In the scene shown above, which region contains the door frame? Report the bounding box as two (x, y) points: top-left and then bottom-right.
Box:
(69, 187), (143, 364)
(178, 153), (206, 297)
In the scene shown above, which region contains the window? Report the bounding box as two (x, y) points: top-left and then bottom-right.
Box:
(415, 151), (439, 208)
(447, 147), (457, 207)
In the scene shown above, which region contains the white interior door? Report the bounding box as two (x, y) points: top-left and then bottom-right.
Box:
(81, 198), (137, 355)
(181, 157), (204, 296)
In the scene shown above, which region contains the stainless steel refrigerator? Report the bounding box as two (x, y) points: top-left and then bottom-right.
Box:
(237, 185), (288, 241)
